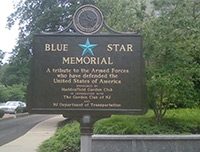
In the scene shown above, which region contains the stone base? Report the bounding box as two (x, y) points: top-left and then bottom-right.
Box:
(92, 135), (200, 152)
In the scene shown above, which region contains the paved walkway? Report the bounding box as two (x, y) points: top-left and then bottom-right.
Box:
(0, 115), (65, 152)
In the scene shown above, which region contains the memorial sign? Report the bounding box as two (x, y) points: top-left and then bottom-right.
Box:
(28, 4), (147, 122)
(28, 34), (147, 116)
(28, 5), (147, 151)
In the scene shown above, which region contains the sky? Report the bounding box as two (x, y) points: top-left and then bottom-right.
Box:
(0, 0), (20, 63)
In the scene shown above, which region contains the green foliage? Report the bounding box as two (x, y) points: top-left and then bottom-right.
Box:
(16, 106), (27, 113)
(38, 121), (80, 152)
(6, 84), (27, 101)
(143, 0), (200, 122)
(0, 83), (26, 102)
(94, 0), (148, 32)
(0, 50), (5, 65)
(94, 115), (140, 134)
(0, 109), (5, 118)
(94, 109), (200, 134)
(0, 83), (9, 102)
(39, 109), (200, 152)
(1, 63), (30, 86)
(0, 64), (7, 81)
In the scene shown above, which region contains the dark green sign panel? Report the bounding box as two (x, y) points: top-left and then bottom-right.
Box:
(28, 34), (147, 116)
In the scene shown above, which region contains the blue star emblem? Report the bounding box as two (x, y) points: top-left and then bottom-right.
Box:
(79, 38), (97, 56)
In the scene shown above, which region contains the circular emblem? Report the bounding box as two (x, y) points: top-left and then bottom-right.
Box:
(73, 5), (104, 35)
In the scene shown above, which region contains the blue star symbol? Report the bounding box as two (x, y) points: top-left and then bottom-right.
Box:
(79, 38), (97, 56)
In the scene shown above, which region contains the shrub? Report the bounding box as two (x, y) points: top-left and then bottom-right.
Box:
(38, 121), (80, 152)
(0, 109), (4, 118)
(16, 107), (27, 113)
(94, 109), (200, 135)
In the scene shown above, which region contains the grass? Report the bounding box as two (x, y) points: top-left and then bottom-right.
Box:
(94, 109), (200, 134)
(37, 108), (200, 152)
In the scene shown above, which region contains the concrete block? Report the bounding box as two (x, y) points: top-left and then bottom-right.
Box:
(92, 135), (200, 152)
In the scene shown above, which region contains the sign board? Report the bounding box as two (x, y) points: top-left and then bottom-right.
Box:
(28, 34), (147, 116)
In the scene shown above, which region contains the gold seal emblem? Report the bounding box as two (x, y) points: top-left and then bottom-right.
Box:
(73, 5), (104, 35)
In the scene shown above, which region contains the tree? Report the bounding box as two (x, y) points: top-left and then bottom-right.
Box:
(94, 0), (148, 32)
(1, 63), (29, 86)
(6, 84), (27, 101)
(0, 83), (26, 102)
(0, 83), (9, 102)
(0, 49), (5, 66)
(6, 0), (92, 87)
(143, 0), (200, 122)
(0, 50), (5, 82)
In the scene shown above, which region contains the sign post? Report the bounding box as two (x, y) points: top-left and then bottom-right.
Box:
(80, 115), (93, 152)
(81, 135), (92, 152)
(28, 4), (147, 152)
